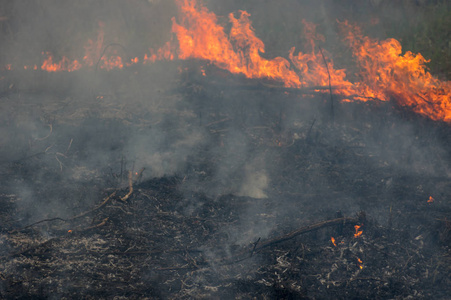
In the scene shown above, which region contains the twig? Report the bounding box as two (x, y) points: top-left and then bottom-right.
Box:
(68, 191), (117, 221)
(135, 167), (145, 183)
(206, 117), (231, 127)
(82, 217), (109, 231)
(156, 216), (361, 271)
(250, 237), (261, 257)
(55, 154), (64, 172)
(9, 218), (66, 233)
(120, 171), (133, 201)
(65, 138), (73, 154)
(35, 124), (53, 141)
(306, 118), (316, 142)
(252, 217), (358, 252)
(319, 46), (334, 123)
(95, 43), (129, 72)
(11, 191), (117, 233)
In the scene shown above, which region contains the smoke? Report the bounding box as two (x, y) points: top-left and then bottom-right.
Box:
(236, 159), (269, 199)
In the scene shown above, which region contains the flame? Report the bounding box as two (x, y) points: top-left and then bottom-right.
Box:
(331, 236), (337, 247)
(354, 224), (363, 238)
(39, 21), (130, 72)
(23, 65), (38, 70)
(3, 0), (451, 123)
(289, 20), (354, 93)
(167, 0), (450, 121)
(41, 52), (82, 72)
(357, 257), (363, 269)
(171, 0), (301, 87)
(143, 41), (175, 64)
(427, 196), (434, 204)
(339, 20), (451, 122)
(83, 21), (105, 67)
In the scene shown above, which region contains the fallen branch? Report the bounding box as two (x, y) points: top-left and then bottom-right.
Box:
(253, 216), (359, 252)
(80, 217), (109, 231)
(157, 214), (364, 270)
(68, 191), (117, 221)
(120, 171), (134, 201)
(10, 191), (117, 233)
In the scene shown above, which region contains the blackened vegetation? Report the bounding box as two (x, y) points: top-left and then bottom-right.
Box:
(0, 64), (450, 299)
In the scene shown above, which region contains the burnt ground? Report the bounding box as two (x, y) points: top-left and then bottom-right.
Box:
(0, 63), (450, 299)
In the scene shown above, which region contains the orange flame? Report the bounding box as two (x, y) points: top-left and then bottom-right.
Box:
(171, 0), (301, 87)
(167, 1), (450, 122)
(339, 20), (451, 122)
(83, 21), (105, 67)
(357, 257), (363, 269)
(354, 224), (363, 238)
(4, 0), (451, 123)
(289, 20), (354, 93)
(331, 236), (337, 247)
(41, 52), (82, 72)
(427, 196), (434, 204)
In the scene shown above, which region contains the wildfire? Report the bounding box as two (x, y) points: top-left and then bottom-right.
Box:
(427, 196), (434, 204)
(354, 224), (363, 238)
(3, 0), (451, 123)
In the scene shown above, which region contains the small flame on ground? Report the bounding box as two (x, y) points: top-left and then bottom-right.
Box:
(354, 224), (363, 238)
(357, 257), (363, 269)
(427, 196), (434, 204)
(331, 236), (337, 247)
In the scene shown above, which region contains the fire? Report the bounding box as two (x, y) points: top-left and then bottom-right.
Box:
(357, 257), (363, 269)
(41, 52), (83, 72)
(339, 21), (451, 122)
(3, 0), (451, 123)
(83, 21), (105, 67)
(38, 21), (132, 72)
(354, 224), (363, 238)
(171, 0), (301, 87)
(427, 196), (434, 204)
(331, 236), (337, 247)
(165, 0), (451, 122)
(289, 20), (354, 93)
